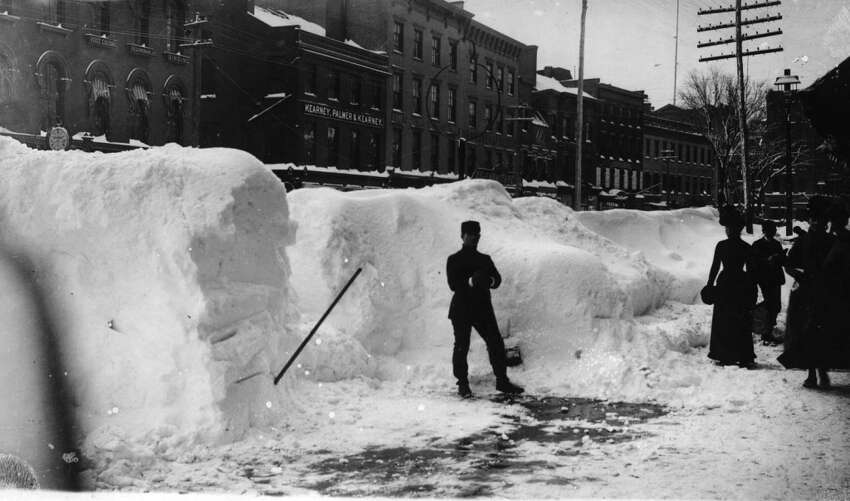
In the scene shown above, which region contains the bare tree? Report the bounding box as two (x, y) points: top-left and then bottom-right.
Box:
(749, 123), (814, 209)
(678, 67), (767, 205)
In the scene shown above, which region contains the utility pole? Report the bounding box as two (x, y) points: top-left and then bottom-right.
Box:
(697, 0), (783, 233)
(574, 0), (587, 210)
(673, 0), (680, 106)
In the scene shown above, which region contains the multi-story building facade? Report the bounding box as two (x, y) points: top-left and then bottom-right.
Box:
(643, 105), (714, 206)
(256, 0), (542, 183)
(194, 1), (390, 169)
(0, 0), (196, 149)
(531, 66), (601, 191)
(562, 78), (646, 192)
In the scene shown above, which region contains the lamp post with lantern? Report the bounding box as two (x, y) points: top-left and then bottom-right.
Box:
(774, 68), (800, 236)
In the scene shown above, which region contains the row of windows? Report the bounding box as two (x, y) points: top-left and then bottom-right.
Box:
(596, 167), (642, 191)
(393, 21), (458, 69)
(389, 126), (518, 173)
(302, 65), (383, 110)
(644, 172), (712, 195)
(0, 50), (186, 143)
(645, 138), (714, 165)
(302, 122), (382, 170)
(1, 0), (186, 52)
(391, 21), (516, 95)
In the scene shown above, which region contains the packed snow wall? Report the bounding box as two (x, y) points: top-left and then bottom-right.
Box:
(286, 179), (724, 396)
(0, 137), (297, 459)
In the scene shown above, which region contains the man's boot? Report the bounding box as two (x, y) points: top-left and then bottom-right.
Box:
(495, 378), (524, 394)
(458, 382), (473, 398)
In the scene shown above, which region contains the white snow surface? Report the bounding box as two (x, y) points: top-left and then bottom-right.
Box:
(0, 136), (298, 455)
(2, 136), (848, 497)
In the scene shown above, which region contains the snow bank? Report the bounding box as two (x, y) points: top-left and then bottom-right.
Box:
(286, 180), (726, 398)
(0, 137), (297, 457)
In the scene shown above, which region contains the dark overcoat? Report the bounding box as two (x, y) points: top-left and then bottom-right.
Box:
(446, 246), (501, 323)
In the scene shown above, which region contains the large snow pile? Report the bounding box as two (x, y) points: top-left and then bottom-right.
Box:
(286, 180), (724, 398)
(0, 137), (297, 459)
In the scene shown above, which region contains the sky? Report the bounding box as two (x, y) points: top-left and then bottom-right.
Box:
(464, 0), (850, 109)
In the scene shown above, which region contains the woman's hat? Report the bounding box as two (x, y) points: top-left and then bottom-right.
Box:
(718, 205), (744, 229)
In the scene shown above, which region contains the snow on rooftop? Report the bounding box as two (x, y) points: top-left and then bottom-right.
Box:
(249, 6), (326, 36)
(535, 74), (598, 100)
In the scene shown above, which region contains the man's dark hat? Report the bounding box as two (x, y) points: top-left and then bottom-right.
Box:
(461, 220), (480, 235)
(718, 205), (744, 229)
(761, 220), (777, 233)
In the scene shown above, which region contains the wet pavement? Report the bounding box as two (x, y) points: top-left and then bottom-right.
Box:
(298, 395), (667, 497)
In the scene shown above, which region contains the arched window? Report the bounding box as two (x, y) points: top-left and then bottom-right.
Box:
(0, 52), (14, 108)
(126, 68), (151, 143)
(162, 75), (186, 144)
(85, 61), (114, 137)
(36, 51), (70, 130)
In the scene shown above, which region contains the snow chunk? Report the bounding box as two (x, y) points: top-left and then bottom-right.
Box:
(0, 136), (298, 452)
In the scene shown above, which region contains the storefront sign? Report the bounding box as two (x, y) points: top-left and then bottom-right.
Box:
(47, 127), (69, 151)
(303, 101), (384, 128)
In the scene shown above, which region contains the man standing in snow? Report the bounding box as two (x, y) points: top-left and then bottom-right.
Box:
(752, 220), (785, 345)
(447, 220), (523, 398)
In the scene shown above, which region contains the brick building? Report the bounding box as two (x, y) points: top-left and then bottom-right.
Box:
(531, 66), (601, 191)
(561, 78), (646, 192)
(0, 0), (196, 149)
(256, 0), (542, 183)
(194, 1), (390, 169)
(643, 104), (714, 206)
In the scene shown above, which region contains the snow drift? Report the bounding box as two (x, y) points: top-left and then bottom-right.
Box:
(0, 136), (297, 458)
(287, 180), (725, 398)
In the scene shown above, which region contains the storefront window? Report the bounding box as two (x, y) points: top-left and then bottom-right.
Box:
(327, 126), (338, 166)
(447, 137), (456, 173)
(413, 130), (422, 170)
(430, 133), (439, 171)
(350, 130), (360, 170)
(303, 122), (315, 165)
(392, 127), (401, 167)
(368, 132), (381, 171)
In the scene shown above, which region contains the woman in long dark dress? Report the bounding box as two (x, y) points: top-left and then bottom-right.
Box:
(706, 206), (757, 368)
(778, 196), (835, 388)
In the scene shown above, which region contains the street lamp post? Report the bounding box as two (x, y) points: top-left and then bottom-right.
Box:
(659, 148), (677, 208)
(774, 68), (800, 236)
